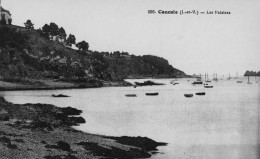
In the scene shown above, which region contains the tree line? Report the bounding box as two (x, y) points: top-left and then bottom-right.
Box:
(24, 20), (89, 51)
(22, 20), (179, 77)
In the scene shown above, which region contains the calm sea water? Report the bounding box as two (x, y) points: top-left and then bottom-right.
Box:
(0, 77), (259, 159)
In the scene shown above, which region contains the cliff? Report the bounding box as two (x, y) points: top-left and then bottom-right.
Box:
(0, 25), (187, 84)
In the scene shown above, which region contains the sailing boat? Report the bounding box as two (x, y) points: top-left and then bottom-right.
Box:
(236, 73), (242, 83)
(227, 73), (231, 80)
(206, 73), (211, 82)
(213, 73), (218, 82)
(235, 72), (238, 79)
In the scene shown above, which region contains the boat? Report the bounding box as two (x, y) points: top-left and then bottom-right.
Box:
(207, 73), (211, 82)
(125, 94), (137, 97)
(205, 73), (211, 82)
(192, 81), (203, 84)
(227, 73), (231, 80)
(234, 72), (238, 79)
(145, 92), (159, 96)
(213, 73), (218, 82)
(195, 92), (206, 95)
(184, 94), (193, 97)
(52, 94), (70, 97)
(236, 81), (242, 83)
(172, 82), (179, 85)
(204, 86), (213, 88)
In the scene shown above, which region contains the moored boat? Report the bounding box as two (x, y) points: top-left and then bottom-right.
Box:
(195, 92), (206, 95)
(145, 92), (159, 96)
(204, 86), (213, 88)
(52, 94), (70, 97)
(184, 94), (193, 97)
(125, 94), (137, 97)
(192, 81), (203, 85)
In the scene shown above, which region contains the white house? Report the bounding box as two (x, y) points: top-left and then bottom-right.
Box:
(0, 0), (12, 25)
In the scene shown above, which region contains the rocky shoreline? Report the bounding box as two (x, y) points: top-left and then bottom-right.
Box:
(0, 96), (167, 159)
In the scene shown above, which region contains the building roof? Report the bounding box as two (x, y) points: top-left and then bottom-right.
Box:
(0, 7), (11, 15)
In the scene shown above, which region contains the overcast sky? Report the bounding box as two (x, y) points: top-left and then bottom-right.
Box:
(3, 0), (260, 76)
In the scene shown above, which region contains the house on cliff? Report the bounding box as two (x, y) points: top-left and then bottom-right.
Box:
(0, 0), (12, 25)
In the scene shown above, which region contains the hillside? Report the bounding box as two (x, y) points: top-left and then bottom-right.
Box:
(0, 25), (187, 85)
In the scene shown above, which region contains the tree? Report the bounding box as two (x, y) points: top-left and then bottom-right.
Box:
(36, 28), (49, 39)
(58, 27), (67, 41)
(76, 41), (89, 51)
(113, 51), (121, 58)
(42, 24), (51, 35)
(66, 34), (76, 47)
(24, 20), (34, 29)
(49, 22), (59, 37)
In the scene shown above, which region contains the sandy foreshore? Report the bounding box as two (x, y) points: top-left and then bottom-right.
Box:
(0, 95), (166, 159)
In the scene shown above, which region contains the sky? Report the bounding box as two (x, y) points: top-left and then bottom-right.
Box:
(2, 0), (260, 76)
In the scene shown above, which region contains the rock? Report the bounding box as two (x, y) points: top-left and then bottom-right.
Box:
(0, 136), (18, 149)
(135, 80), (164, 86)
(13, 139), (24, 143)
(44, 141), (71, 152)
(0, 136), (11, 144)
(68, 117), (86, 126)
(61, 107), (82, 116)
(56, 141), (71, 151)
(109, 136), (167, 151)
(0, 109), (9, 121)
(29, 121), (53, 131)
(77, 142), (151, 159)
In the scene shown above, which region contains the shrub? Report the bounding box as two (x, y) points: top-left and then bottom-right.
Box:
(0, 26), (28, 49)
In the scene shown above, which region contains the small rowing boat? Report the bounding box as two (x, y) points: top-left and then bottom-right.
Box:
(52, 94), (70, 97)
(192, 81), (203, 85)
(184, 94), (193, 97)
(145, 92), (159, 96)
(125, 94), (137, 97)
(195, 92), (206, 95)
(204, 86), (213, 88)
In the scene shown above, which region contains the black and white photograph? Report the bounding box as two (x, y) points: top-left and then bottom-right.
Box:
(0, 0), (259, 158)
